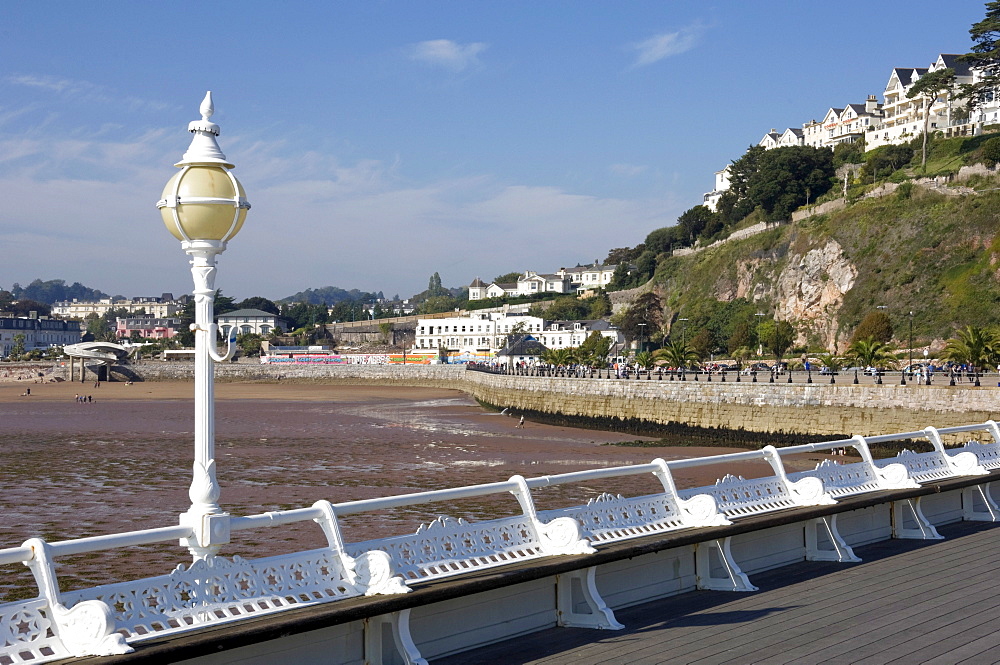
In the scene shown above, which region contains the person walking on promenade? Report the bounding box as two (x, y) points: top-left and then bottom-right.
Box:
(516, 415), (525, 429)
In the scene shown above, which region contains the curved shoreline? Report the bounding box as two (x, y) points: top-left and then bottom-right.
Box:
(35, 361), (994, 437)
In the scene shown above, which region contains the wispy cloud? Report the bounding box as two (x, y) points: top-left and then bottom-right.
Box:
(6, 74), (173, 113)
(409, 39), (488, 72)
(7, 74), (100, 97)
(629, 25), (703, 67)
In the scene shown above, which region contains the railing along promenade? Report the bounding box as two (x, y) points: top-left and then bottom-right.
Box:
(467, 362), (991, 387)
(3, 421), (1000, 664)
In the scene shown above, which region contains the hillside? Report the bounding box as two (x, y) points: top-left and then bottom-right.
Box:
(646, 169), (1000, 354)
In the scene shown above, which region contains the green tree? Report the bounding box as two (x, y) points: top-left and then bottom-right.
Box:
(237, 333), (263, 357)
(727, 320), (753, 355)
(676, 205), (717, 244)
(906, 67), (957, 170)
(732, 346), (753, 370)
(862, 144), (914, 181)
(960, 2), (1000, 116)
(981, 136), (1000, 166)
(237, 297), (280, 315)
(10, 333), (25, 359)
(426, 272), (448, 298)
(832, 138), (865, 168)
(3, 299), (51, 318)
(747, 146), (835, 220)
(493, 272), (522, 284)
(815, 352), (845, 372)
(587, 291), (611, 318)
(619, 292), (663, 348)
(852, 311), (894, 345)
(84, 313), (115, 342)
(846, 338), (898, 369)
(643, 226), (687, 254)
(634, 351), (656, 369)
(654, 340), (699, 369)
(542, 347), (577, 366)
(941, 325), (999, 372)
(378, 322), (393, 344)
(576, 331), (613, 367)
(530, 295), (589, 320)
(767, 320), (796, 362)
(417, 295), (459, 315)
(689, 328), (714, 361)
(604, 246), (643, 266)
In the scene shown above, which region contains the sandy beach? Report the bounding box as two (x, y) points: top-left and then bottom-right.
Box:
(0, 379), (833, 600)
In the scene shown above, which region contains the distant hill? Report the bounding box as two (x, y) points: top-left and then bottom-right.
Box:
(278, 286), (384, 305)
(6, 279), (111, 305)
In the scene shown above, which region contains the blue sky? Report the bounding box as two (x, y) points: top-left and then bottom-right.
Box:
(0, 1), (987, 301)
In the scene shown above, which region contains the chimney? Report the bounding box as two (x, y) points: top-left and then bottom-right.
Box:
(866, 95), (879, 113)
(29, 311), (38, 319)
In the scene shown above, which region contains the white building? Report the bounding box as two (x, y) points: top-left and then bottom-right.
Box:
(468, 265), (616, 301)
(777, 127), (804, 148)
(703, 165), (732, 212)
(217, 309), (287, 337)
(413, 312), (622, 356)
(758, 129), (782, 150)
(556, 263), (618, 292)
(0, 314), (82, 357)
(867, 54), (979, 150)
(52, 295), (182, 319)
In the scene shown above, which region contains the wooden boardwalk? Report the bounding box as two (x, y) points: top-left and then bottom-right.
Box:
(435, 521), (1000, 665)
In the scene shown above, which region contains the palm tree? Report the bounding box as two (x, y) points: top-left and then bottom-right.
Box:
(815, 352), (845, 372)
(846, 338), (897, 370)
(542, 347), (577, 367)
(634, 351), (655, 370)
(654, 340), (699, 370)
(941, 325), (998, 373)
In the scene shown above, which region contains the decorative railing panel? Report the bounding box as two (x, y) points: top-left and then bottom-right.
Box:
(0, 599), (69, 663)
(3, 421), (1000, 664)
(62, 548), (363, 642)
(345, 514), (584, 584)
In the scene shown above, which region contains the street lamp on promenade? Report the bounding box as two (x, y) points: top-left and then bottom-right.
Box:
(908, 310), (915, 373)
(157, 92), (251, 561)
(637, 322), (647, 355)
(755, 312), (766, 357)
(677, 318), (689, 346)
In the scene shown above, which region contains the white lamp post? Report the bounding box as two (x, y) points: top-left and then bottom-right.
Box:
(156, 92), (250, 560)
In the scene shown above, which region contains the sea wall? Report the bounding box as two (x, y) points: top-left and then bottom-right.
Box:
(132, 361), (466, 390)
(124, 362), (997, 437)
(461, 371), (996, 436)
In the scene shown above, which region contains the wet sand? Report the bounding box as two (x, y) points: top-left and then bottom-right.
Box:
(0, 381), (831, 600)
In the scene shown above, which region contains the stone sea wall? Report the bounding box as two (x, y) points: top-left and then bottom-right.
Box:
(125, 362), (998, 437)
(462, 371), (997, 436)
(133, 361), (467, 390)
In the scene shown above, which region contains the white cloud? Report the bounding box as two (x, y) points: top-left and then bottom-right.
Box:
(0, 114), (680, 300)
(629, 25), (702, 67)
(409, 39), (487, 72)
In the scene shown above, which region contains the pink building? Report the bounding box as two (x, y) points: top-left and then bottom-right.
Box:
(116, 316), (182, 340)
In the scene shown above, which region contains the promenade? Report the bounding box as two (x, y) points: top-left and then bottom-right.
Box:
(438, 520), (1000, 665)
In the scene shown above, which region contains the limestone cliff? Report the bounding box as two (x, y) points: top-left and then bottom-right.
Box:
(643, 178), (1000, 354)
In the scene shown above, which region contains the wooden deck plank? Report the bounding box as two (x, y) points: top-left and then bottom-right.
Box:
(643, 533), (999, 664)
(736, 541), (1000, 663)
(432, 521), (1000, 665)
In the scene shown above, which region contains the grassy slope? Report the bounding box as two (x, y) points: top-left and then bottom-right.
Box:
(651, 177), (1000, 348)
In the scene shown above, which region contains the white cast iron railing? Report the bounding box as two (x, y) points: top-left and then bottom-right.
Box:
(2, 421), (999, 663)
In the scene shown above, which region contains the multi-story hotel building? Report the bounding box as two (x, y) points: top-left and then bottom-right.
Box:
(0, 314), (82, 358)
